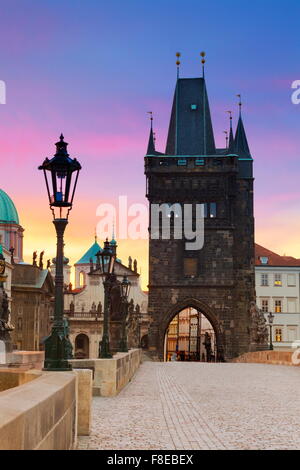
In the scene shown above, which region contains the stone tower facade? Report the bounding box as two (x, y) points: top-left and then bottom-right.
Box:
(145, 75), (255, 360)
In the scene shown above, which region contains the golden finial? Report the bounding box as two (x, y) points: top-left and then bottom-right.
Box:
(236, 94), (242, 115)
(176, 52), (181, 78)
(223, 130), (228, 148)
(147, 111), (153, 129)
(200, 51), (206, 77)
(147, 111), (153, 121)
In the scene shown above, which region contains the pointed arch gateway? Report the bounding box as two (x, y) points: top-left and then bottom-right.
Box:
(162, 298), (225, 362)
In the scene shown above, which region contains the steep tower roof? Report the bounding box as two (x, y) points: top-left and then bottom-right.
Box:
(165, 77), (216, 155)
(146, 125), (156, 155)
(234, 115), (251, 158)
(228, 114), (235, 154)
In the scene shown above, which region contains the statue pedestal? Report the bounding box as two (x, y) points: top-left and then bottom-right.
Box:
(0, 334), (13, 367)
(109, 321), (122, 354)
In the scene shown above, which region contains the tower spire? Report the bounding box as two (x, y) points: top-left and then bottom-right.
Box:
(227, 110), (234, 153)
(146, 111), (156, 154)
(234, 96), (251, 158)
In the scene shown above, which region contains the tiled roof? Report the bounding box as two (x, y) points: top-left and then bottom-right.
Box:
(75, 241), (102, 265)
(255, 243), (300, 267)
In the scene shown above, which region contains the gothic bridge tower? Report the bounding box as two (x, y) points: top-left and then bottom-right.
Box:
(145, 62), (255, 361)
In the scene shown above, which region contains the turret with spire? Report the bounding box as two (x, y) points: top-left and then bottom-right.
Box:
(227, 110), (235, 154)
(234, 95), (251, 158)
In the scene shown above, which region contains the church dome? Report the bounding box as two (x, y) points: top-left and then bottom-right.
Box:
(0, 189), (19, 224)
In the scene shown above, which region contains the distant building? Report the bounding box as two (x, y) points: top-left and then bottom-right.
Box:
(255, 243), (300, 349)
(165, 307), (216, 362)
(11, 263), (54, 351)
(0, 188), (54, 351)
(60, 237), (148, 358)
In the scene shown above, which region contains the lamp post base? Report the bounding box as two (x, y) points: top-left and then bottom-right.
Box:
(99, 335), (113, 359)
(119, 337), (128, 353)
(43, 327), (73, 371)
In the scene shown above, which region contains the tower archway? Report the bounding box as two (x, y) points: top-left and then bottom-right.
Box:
(161, 298), (224, 362)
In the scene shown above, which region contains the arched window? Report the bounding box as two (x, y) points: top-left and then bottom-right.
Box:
(79, 271), (86, 287)
(75, 334), (89, 359)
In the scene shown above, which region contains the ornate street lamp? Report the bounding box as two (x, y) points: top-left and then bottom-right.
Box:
(98, 239), (116, 358)
(268, 312), (275, 351)
(39, 134), (81, 370)
(119, 275), (131, 352)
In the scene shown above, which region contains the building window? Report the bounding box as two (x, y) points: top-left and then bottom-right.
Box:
(274, 274), (282, 286)
(184, 258), (197, 278)
(274, 300), (282, 313)
(261, 300), (269, 312)
(287, 274), (296, 287)
(287, 299), (296, 313)
(275, 328), (282, 342)
(203, 203), (217, 218)
(79, 271), (86, 287)
(209, 202), (217, 218)
(261, 273), (268, 286)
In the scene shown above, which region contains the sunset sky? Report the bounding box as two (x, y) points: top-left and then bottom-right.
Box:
(0, 0), (300, 289)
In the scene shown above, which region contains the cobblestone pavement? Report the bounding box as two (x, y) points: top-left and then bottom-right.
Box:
(78, 362), (300, 450)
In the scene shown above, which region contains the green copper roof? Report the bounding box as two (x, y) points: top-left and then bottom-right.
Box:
(0, 189), (19, 224)
(75, 241), (102, 265)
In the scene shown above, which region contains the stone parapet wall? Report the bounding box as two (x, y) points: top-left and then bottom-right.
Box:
(0, 368), (41, 392)
(4, 350), (45, 370)
(0, 371), (77, 450)
(70, 348), (141, 396)
(231, 350), (300, 366)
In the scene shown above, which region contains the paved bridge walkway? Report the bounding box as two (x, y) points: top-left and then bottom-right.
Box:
(78, 362), (300, 450)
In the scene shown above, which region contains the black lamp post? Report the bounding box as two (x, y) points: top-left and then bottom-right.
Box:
(39, 134), (81, 371)
(98, 239), (116, 358)
(268, 312), (275, 351)
(119, 275), (131, 352)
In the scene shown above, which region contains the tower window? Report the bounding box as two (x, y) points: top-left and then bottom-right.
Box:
(209, 203), (217, 218)
(195, 159), (205, 166)
(184, 258), (197, 277)
(177, 159), (187, 166)
(190, 104), (197, 110)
